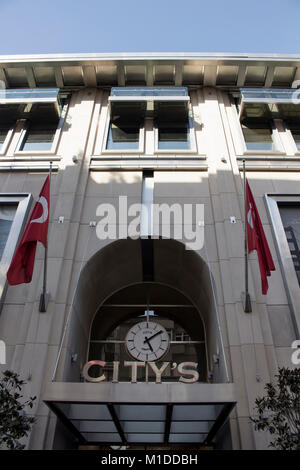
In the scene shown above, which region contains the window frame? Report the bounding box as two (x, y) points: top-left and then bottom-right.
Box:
(101, 106), (145, 155)
(153, 113), (197, 155)
(0, 193), (33, 314)
(14, 99), (69, 156)
(264, 193), (300, 337)
(240, 118), (285, 155)
(229, 93), (286, 156)
(0, 125), (14, 156)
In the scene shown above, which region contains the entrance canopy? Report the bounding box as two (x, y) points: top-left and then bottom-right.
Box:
(45, 382), (236, 446)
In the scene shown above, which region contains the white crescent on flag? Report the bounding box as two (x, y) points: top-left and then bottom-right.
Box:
(30, 196), (48, 224)
(247, 203), (254, 229)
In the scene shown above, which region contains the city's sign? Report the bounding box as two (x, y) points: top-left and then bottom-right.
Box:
(82, 360), (199, 384)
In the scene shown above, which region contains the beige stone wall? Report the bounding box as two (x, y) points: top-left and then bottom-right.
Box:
(0, 86), (298, 450)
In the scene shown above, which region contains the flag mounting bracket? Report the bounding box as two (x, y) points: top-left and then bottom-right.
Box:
(39, 292), (50, 313)
(241, 292), (252, 313)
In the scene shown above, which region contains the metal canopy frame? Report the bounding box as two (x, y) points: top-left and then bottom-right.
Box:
(46, 400), (235, 446)
(44, 382), (236, 447)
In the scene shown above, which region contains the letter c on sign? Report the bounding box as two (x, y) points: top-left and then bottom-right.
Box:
(82, 360), (106, 382)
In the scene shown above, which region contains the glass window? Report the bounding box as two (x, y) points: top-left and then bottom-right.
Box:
(18, 98), (68, 152)
(155, 101), (191, 150)
(0, 205), (17, 260)
(106, 121), (140, 150)
(286, 123), (300, 151)
(158, 123), (190, 150)
(20, 122), (57, 151)
(89, 313), (205, 382)
(242, 122), (275, 151)
(0, 126), (9, 151)
(278, 205), (300, 286)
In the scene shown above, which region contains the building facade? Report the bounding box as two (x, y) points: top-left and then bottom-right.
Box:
(0, 53), (299, 450)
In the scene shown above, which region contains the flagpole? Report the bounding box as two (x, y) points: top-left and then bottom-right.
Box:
(242, 159), (252, 313)
(39, 161), (52, 312)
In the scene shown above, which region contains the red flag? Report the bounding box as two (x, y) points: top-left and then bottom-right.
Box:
(246, 179), (275, 294)
(7, 176), (50, 285)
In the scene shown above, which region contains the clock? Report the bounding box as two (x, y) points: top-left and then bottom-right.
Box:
(125, 321), (169, 362)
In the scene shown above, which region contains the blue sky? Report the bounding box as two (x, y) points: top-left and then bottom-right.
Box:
(0, 0), (299, 55)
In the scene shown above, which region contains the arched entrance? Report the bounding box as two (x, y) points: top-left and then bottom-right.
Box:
(45, 238), (236, 449)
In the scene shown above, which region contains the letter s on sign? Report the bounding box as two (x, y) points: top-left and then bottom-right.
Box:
(178, 362), (199, 383)
(82, 360), (106, 382)
(291, 340), (300, 365)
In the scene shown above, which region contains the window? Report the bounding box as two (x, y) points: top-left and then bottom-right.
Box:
(0, 126), (10, 152)
(20, 121), (58, 151)
(106, 121), (140, 150)
(0, 88), (66, 155)
(0, 104), (20, 154)
(0, 205), (17, 261)
(89, 313), (205, 382)
(241, 122), (275, 151)
(237, 88), (300, 154)
(17, 98), (68, 153)
(155, 102), (191, 150)
(264, 195), (300, 337)
(102, 87), (195, 154)
(278, 205), (300, 286)
(104, 100), (144, 151)
(0, 194), (32, 314)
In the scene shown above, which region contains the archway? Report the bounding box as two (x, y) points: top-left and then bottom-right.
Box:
(45, 238), (235, 449)
(59, 237), (228, 384)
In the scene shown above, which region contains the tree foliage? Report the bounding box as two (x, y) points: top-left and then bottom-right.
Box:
(251, 367), (300, 450)
(0, 370), (36, 450)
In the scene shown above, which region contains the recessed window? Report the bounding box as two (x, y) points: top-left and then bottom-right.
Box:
(103, 87), (193, 154)
(106, 121), (140, 150)
(105, 101), (144, 151)
(0, 204), (17, 260)
(158, 123), (190, 150)
(0, 194), (32, 312)
(278, 204), (300, 286)
(241, 122), (276, 151)
(0, 126), (10, 151)
(17, 97), (68, 153)
(20, 122), (58, 151)
(155, 101), (191, 151)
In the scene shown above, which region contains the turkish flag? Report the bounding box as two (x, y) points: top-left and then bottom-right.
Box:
(7, 175), (50, 285)
(246, 179), (275, 294)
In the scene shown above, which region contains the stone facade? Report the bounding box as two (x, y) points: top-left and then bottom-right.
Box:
(0, 54), (299, 450)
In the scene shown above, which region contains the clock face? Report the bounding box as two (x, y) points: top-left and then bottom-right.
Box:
(125, 321), (169, 362)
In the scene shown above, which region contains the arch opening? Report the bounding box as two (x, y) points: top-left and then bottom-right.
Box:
(58, 237), (228, 385)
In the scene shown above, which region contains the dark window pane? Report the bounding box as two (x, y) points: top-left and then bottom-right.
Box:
(279, 205), (300, 285)
(242, 123), (275, 151)
(0, 126), (10, 150)
(21, 124), (57, 151)
(106, 122), (139, 150)
(158, 125), (190, 150)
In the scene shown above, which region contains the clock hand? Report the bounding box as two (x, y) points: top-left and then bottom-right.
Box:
(143, 330), (163, 344)
(143, 337), (154, 352)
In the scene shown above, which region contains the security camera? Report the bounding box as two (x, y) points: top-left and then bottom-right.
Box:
(72, 155), (79, 163)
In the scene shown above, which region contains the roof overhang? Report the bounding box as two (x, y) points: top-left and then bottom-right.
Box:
(1, 52), (300, 89)
(44, 381), (236, 446)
